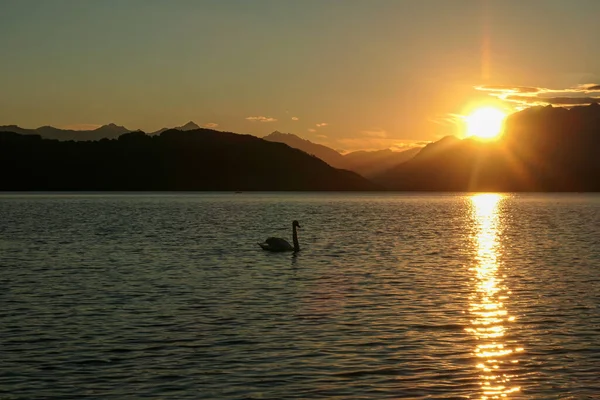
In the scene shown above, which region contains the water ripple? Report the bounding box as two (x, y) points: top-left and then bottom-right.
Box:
(0, 192), (599, 399)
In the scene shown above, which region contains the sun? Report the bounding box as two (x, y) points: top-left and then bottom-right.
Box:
(465, 107), (506, 140)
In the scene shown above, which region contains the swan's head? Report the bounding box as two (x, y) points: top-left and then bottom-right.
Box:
(293, 220), (301, 228)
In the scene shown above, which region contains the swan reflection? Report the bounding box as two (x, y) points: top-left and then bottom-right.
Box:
(468, 194), (521, 398)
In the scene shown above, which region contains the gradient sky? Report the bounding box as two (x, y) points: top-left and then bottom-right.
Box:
(1, 0), (599, 151)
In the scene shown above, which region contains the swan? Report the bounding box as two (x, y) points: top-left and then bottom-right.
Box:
(258, 220), (301, 252)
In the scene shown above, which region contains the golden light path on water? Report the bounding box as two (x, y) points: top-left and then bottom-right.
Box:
(468, 194), (522, 399)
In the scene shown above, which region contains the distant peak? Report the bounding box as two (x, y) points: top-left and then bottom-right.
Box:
(266, 131), (298, 138)
(436, 135), (459, 143)
(180, 121), (200, 130)
(94, 123), (130, 134)
(99, 123), (126, 129)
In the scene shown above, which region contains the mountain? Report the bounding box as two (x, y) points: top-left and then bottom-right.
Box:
(263, 131), (346, 168)
(408, 135), (461, 160)
(0, 123), (130, 141)
(373, 103), (600, 191)
(373, 136), (502, 191)
(342, 147), (421, 178)
(0, 128), (380, 191)
(179, 121), (201, 130)
(0, 125), (31, 135)
(92, 123), (131, 138)
(0, 124), (422, 177)
(0, 121), (204, 141)
(150, 121), (201, 135)
(263, 131), (422, 176)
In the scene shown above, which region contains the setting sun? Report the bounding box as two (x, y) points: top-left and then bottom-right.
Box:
(465, 107), (506, 140)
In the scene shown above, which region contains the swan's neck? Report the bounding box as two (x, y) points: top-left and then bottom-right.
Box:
(292, 225), (300, 252)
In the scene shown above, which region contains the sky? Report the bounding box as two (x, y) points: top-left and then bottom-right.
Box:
(1, 0), (600, 151)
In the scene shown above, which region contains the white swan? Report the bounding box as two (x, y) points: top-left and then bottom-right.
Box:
(258, 220), (301, 252)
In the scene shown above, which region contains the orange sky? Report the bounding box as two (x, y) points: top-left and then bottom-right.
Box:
(1, 0), (599, 152)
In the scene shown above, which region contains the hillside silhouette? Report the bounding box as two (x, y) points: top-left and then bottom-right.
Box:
(2, 124), (422, 180)
(342, 147), (421, 178)
(0, 123), (130, 141)
(150, 121), (201, 135)
(0, 129), (380, 191)
(374, 104), (600, 191)
(4, 104), (600, 192)
(263, 131), (422, 178)
(0, 121), (204, 141)
(264, 131), (346, 168)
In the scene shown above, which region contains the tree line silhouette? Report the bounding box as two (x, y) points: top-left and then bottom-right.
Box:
(0, 129), (379, 191)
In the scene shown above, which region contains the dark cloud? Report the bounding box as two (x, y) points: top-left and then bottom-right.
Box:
(477, 82), (600, 109)
(507, 95), (600, 105)
(480, 85), (540, 93)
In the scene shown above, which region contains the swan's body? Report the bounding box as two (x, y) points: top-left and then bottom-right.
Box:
(259, 220), (300, 252)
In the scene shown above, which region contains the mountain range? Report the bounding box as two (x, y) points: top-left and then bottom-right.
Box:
(0, 121), (204, 142)
(0, 128), (379, 191)
(263, 131), (422, 178)
(2, 102), (600, 191)
(0, 123), (131, 142)
(373, 103), (600, 191)
(0, 122), (423, 179)
(149, 121), (201, 135)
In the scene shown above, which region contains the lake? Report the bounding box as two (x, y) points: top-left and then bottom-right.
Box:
(1, 192), (599, 399)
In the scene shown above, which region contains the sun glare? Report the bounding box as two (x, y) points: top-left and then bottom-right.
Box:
(465, 107), (506, 140)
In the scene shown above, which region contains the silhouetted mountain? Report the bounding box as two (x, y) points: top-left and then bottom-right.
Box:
(343, 147), (421, 178)
(0, 123), (130, 141)
(263, 131), (422, 177)
(180, 121), (201, 130)
(0, 121), (211, 141)
(150, 121), (201, 135)
(0, 128), (380, 191)
(264, 131), (346, 168)
(374, 104), (600, 191)
(0, 125), (31, 135)
(94, 123), (130, 137)
(411, 135), (461, 160)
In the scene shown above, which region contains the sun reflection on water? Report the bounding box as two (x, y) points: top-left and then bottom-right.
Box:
(468, 194), (521, 399)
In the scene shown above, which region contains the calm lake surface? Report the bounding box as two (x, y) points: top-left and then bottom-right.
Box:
(1, 192), (600, 399)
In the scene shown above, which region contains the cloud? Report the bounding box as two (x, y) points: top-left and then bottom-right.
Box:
(506, 95), (600, 105)
(291, 117), (299, 121)
(581, 84), (600, 91)
(307, 128), (316, 133)
(246, 116), (277, 122)
(61, 124), (102, 131)
(335, 137), (425, 153)
(477, 85), (540, 94)
(203, 122), (218, 128)
(431, 114), (463, 127)
(316, 134), (327, 138)
(361, 129), (388, 138)
(477, 83), (600, 108)
(316, 122), (328, 127)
